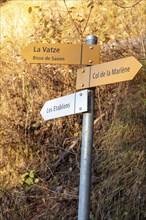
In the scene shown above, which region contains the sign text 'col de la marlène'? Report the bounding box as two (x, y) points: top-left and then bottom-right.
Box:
(76, 56), (142, 90)
(22, 43), (100, 65)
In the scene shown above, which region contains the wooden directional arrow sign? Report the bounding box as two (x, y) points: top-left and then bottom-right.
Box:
(40, 89), (89, 120)
(76, 56), (142, 90)
(22, 43), (100, 65)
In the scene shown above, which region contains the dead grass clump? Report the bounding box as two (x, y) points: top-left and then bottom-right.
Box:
(91, 76), (146, 219)
(91, 147), (145, 220)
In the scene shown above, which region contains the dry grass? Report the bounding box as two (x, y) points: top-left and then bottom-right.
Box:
(0, 1), (146, 219)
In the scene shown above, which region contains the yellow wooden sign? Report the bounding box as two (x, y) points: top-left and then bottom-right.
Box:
(76, 56), (142, 90)
(21, 43), (100, 65)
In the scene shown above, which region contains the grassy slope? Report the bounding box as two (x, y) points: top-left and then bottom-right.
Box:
(0, 1), (146, 219)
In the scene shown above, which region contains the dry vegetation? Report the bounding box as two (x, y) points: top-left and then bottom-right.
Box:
(0, 0), (146, 219)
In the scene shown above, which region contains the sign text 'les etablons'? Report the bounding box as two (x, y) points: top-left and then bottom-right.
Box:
(40, 89), (89, 121)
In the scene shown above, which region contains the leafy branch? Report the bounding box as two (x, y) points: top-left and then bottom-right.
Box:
(81, 0), (94, 36)
(63, 0), (94, 42)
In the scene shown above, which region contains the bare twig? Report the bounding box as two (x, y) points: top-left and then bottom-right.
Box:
(112, 0), (143, 9)
(52, 135), (81, 170)
(81, 0), (94, 35)
(94, 113), (105, 125)
(44, 113), (105, 181)
(63, 0), (82, 37)
(97, 88), (106, 133)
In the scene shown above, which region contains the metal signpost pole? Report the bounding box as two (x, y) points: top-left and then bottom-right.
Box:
(78, 35), (98, 220)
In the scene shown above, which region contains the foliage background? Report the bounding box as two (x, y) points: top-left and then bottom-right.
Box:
(0, 0), (146, 219)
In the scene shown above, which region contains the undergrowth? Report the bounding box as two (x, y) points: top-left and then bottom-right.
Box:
(0, 1), (146, 219)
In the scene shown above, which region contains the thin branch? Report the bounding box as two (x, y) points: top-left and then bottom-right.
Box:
(63, 0), (82, 37)
(44, 113), (105, 181)
(63, 0), (94, 42)
(97, 88), (106, 133)
(81, 0), (94, 35)
(112, 0), (143, 9)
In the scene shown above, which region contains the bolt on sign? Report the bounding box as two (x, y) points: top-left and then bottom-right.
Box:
(76, 56), (142, 90)
(40, 89), (89, 121)
(22, 43), (100, 65)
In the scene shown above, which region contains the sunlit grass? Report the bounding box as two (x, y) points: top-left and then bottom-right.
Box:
(0, 0), (145, 219)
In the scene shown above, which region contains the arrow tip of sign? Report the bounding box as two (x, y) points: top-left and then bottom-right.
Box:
(132, 56), (142, 66)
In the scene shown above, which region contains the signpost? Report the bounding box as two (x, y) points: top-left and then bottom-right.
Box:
(76, 56), (142, 90)
(22, 42), (100, 65)
(22, 35), (142, 220)
(78, 35), (98, 220)
(40, 89), (89, 120)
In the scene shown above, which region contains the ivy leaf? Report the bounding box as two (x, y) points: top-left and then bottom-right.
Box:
(32, 123), (39, 129)
(69, 7), (76, 10)
(28, 7), (32, 14)
(44, 20), (48, 28)
(21, 172), (29, 181)
(68, 7), (76, 13)
(29, 170), (34, 178)
(34, 178), (39, 183)
(25, 177), (33, 185)
(80, 19), (85, 23)
(42, 33), (46, 39)
(87, 1), (93, 8)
